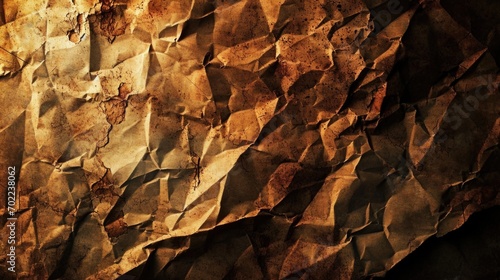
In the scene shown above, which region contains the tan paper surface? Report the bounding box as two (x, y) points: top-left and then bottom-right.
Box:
(0, 0), (499, 279)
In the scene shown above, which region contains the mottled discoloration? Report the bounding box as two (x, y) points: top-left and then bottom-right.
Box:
(88, 0), (128, 42)
(104, 211), (128, 238)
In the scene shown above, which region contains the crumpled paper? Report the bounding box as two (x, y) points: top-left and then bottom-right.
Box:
(0, 0), (499, 279)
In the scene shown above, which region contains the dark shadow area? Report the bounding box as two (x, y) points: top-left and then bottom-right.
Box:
(375, 205), (500, 279)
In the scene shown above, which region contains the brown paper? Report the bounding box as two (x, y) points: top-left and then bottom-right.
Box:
(0, 0), (499, 279)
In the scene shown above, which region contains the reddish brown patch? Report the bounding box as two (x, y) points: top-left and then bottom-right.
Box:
(118, 83), (131, 99)
(104, 211), (128, 238)
(102, 98), (127, 125)
(68, 30), (80, 43)
(100, 0), (113, 10)
(89, 0), (128, 42)
(90, 169), (118, 200)
(367, 83), (387, 121)
(147, 0), (166, 17)
(67, 13), (86, 43)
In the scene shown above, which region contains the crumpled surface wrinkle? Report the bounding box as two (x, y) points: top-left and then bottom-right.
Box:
(0, 0), (499, 279)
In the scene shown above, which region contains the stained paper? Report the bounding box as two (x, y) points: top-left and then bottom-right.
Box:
(0, 0), (499, 279)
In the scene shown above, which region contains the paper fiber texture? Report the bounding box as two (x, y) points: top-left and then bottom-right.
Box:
(0, 0), (499, 279)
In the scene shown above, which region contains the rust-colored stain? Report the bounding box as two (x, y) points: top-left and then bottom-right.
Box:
(104, 211), (128, 238)
(102, 98), (127, 125)
(89, 0), (128, 42)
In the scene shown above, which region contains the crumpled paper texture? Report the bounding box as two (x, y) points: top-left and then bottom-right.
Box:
(0, 0), (499, 279)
